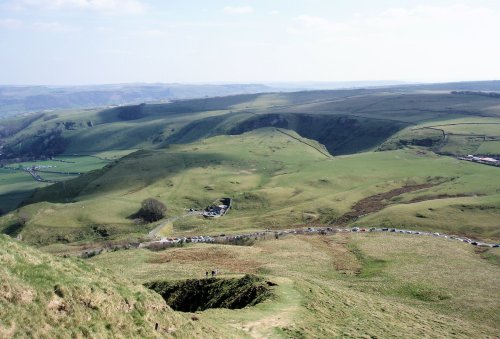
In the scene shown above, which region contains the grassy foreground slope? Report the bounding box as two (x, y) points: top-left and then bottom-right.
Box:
(0, 234), (220, 338)
(5, 128), (500, 246)
(91, 232), (500, 338)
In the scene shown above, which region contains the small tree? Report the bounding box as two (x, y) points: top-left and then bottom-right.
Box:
(138, 198), (166, 222)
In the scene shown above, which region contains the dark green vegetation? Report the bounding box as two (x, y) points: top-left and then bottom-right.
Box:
(145, 275), (274, 312)
(136, 198), (167, 222)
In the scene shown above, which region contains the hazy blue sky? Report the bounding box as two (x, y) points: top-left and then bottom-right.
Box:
(1, 0), (499, 85)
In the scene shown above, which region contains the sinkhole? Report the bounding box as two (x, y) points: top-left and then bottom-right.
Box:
(145, 274), (276, 312)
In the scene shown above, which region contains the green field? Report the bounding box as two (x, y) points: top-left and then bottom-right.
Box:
(379, 117), (500, 156)
(3, 127), (499, 246)
(0, 169), (46, 213)
(0, 155), (115, 213)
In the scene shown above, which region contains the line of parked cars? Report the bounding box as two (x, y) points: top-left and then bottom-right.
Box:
(350, 227), (499, 248)
(140, 225), (499, 249)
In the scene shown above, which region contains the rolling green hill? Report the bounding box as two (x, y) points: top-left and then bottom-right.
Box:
(2, 86), (500, 165)
(1, 83), (500, 338)
(1, 85), (500, 245)
(3, 128), (499, 247)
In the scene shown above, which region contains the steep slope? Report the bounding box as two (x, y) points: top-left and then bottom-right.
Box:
(3, 86), (500, 163)
(0, 234), (219, 338)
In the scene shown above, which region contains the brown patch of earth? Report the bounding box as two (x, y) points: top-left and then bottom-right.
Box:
(148, 247), (262, 274)
(0, 323), (16, 338)
(336, 183), (435, 225)
(47, 295), (69, 315)
(0, 284), (35, 304)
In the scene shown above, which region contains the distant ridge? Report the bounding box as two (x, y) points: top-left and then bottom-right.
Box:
(0, 83), (274, 118)
(2, 80), (499, 119)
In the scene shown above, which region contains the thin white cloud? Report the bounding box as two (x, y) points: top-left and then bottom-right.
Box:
(32, 21), (77, 32)
(288, 15), (348, 34)
(284, 4), (500, 82)
(142, 29), (168, 38)
(288, 4), (500, 38)
(223, 6), (253, 14)
(0, 18), (22, 29)
(13, 0), (146, 14)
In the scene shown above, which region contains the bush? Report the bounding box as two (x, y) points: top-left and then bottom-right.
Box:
(137, 198), (167, 222)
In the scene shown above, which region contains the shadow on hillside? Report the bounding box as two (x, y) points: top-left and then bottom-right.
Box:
(20, 150), (236, 206)
(165, 113), (410, 155)
(0, 189), (38, 215)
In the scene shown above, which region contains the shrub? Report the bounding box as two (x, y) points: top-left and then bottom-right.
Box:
(137, 198), (167, 222)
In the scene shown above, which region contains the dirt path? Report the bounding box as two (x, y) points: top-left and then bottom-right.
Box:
(275, 128), (332, 158)
(234, 277), (301, 339)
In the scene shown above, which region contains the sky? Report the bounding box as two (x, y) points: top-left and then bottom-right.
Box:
(0, 0), (499, 85)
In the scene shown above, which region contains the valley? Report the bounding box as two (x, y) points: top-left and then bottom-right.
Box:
(1, 83), (499, 338)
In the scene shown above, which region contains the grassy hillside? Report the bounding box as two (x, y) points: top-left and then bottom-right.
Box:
(166, 112), (410, 155)
(2, 86), (500, 164)
(4, 128), (499, 246)
(0, 234), (220, 338)
(91, 232), (500, 338)
(1, 83), (500, 337)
